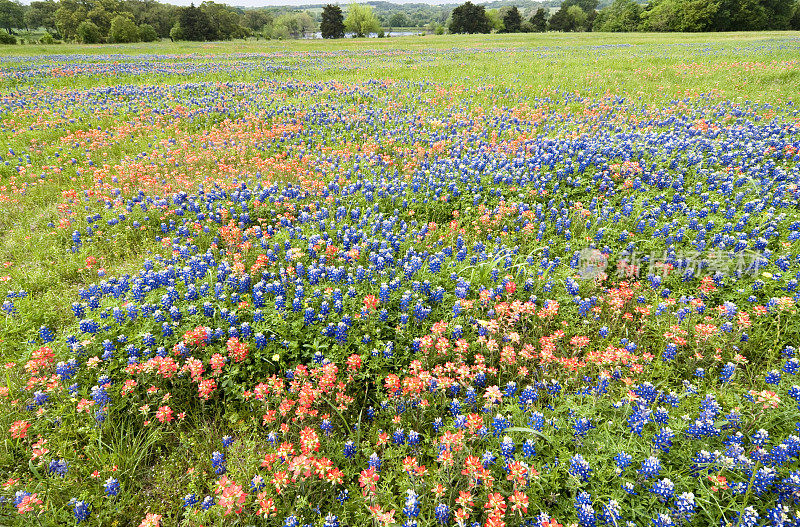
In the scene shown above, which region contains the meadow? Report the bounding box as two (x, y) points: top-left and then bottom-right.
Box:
(1, 31), (800, 526)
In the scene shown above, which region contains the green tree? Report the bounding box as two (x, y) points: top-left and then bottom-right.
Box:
(109, 14), (138, 42)
(200, 1), (247, 40)
(549, 4), (589, 30)
(274, 12), (314, 39)
(169, 21), (183, 40)
(558, 0), (598, 28)
(87, 6), (112, 35)
(177, 3), (217, 41)
(243, 9), (272, 33)
(321, 4), (345, 38)
(791, 1), (800, 28)
(529, 7), (549, 31)
(24, 0), (59, 35)
(486, 8), (503, 31)
(55, 0), (86, 41)
(501, 6), (522, 32)
(388, 12), (409, 27)
(594, 0), (641, 31)
(345, 3), (380, 37)
(448, 1), (490, 33)
(76, 20), (102, 42)
(0, 0), (24, 34)
(141, 2), (179, 38)
(138, 22), (158, 41)
(679, 0), (719, 31)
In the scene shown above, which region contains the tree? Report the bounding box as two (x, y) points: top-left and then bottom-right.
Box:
(109, 15), (138, 42)
(448, 1), (490, 33)
(138, 22), (158, 41)
(87, 6), (112, 35)
(345, 3), (380, 37)
(24, 0), (59, 35)
(501, 6), (522, 32)
(792, 1), (800, 28)
(0, 0), (24, 34)
(529, 7), (548, 31)
(141, 3), (179, 38)
(321, 4), (345, 38)
(55, 0), (87, 40)
(243, 9), (272, 32)
(274, 12), (314, 39)
(200, 1), (247, 40)
(486, 8), (504, 31)
(554, 0), (597, 29)
(76, 20), (102, 43)
(594, 0), (641, 31)
(169, 22), (183, 40)
(388, 12), (408, 27)
(177, 3), (217, 41)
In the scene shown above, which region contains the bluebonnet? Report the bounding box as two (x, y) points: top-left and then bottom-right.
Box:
(570, 454), (592, 482)
(434, 503), (450, 524)
(104, 477), (119, 497)
(211, 451), (226, 474)
(639, 456), (662, 479)
(72, 499), (90, 523)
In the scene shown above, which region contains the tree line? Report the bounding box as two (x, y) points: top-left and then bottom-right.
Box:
(448, 0), (800, 33)
(1, 0), (798, 45)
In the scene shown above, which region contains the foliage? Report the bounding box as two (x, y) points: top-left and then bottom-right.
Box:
(24, 0), (59, 35)
(0, 29), (15, 43)
(549, 4), (587, 30)
(138, 22), (158, 41)
(0, 0), (23, 34)
(321, 4), (345, 38)
(199, 1), (248, 40)
(639, 0), (798, 31)
(486, 8), (504, 31)
(528, 7), (549, 31)
(176, 3), (217, 41)
(594, 0), (641, 31)
(344, 3), (381, 37)
(76, 20), (102, 43)
(109, 14), (138, 43)
(501, 6), (523, 32)
(448, 1), (491, 34)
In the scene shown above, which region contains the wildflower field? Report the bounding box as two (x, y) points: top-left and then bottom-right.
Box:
(2, 32), (800, 527)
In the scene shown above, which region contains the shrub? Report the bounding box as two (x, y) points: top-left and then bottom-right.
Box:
(0, 31), (16, 45)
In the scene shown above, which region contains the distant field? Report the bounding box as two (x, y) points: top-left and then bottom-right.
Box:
(1, 32), (800, 527)
(1, 32), (799, 103)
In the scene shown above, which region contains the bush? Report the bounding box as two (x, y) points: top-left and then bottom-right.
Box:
(0, 32), (16, 45)
(39, 33), (56, 44)
(138, 23), (158, 42)
(77, 21), (102, 44)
